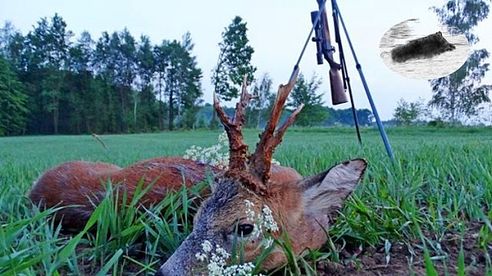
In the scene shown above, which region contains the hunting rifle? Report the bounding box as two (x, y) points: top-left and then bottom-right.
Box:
(311, 0), (347, 105)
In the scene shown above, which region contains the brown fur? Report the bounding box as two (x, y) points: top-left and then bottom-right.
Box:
(217, 179), (330, 271)
(155, 159), (366, 275)
(29, 157), (301, 231)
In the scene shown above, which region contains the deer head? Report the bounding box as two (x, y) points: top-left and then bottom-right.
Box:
(156, 67), (367, 275)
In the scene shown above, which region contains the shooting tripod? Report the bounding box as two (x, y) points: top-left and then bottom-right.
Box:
(290, 0), (394, 160)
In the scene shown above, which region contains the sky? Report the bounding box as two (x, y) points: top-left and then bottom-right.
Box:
(1, 0), (491, 120)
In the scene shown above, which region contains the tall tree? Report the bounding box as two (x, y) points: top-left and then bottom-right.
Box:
(0, 22), (17, 58)
(113, 29), (137, 132)
(211, 16), (256, 128)
(288, 73), (328, 126)
(0, 22), (27, 73)
(67, 31), (99, 133)
(429, 0), (491, 122)
(153, 40), (170, 130)
(0, 56), (28, 135)
(25, 14), (73, 133)
(179, 33), (203, 129)
(155, 34), (202, 130)
(4, 32), (26, 71)
(164, 40), (181, 130)
(136, 35), (158, 131)
(69, 31), (93, 72)
(93, 31), (119, 132)
(93, 29), (137, 132)
(212, 16), (256, 101)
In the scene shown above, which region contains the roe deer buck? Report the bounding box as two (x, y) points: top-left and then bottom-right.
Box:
(29, 67), (367, 275)
(158, 68), (366, 274)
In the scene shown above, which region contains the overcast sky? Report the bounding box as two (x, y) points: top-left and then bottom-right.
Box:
(1, 0), (491, 119)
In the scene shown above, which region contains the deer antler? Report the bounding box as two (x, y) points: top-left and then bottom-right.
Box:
(214, 67), (303, 194)
(249, 67), (304, 184)
(213, 76), (252, 171)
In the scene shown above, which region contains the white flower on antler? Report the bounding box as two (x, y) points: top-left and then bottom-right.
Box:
(183, 132), (280, 169)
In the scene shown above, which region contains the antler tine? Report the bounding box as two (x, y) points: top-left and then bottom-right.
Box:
(234, 75), (253, 125)
(249, 67), (301, 184)
(213, 76), (252, 171)
(275, 103), (304, 141)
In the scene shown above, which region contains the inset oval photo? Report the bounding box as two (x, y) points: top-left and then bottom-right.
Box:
(379, 18), (469, 79)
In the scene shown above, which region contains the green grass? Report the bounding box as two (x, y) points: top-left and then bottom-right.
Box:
(1, 127), (492, 275)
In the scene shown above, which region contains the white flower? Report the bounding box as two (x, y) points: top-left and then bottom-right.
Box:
(207, 261), (223, 276)
(195, 240), (262, 276)
(223, 262), (256, 276)
(262, 237), (274, 248)
(183, 132), (230, 167)
(243, 200), (279, 240)
(262, 206), (279, 232)
(201, 240), (213, 253)
(251, 224), (261, 239)
(183, 131), (279, 169)
(244, 201), (256, 222)
(216, 244), (231, 259)
(195, 252), (207, 262)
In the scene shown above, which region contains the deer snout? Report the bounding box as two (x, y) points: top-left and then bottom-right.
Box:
(156, 232), (204, 276)
(156, 252), (192, 276)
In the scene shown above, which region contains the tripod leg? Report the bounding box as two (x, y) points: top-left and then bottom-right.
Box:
(332, 1), (362, 145)
(332, 0), (395, 161)
(343, 60), (363, 144)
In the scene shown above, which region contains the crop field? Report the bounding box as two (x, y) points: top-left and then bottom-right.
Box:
(1, 127), (492, 275)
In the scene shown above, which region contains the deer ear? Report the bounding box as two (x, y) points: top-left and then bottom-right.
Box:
(301, 159), (367, 215)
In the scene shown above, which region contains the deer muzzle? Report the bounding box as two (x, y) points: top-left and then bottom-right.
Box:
(155, 232), (206, 276)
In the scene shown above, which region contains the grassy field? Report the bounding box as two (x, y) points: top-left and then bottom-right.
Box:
(1, 127), (491, 275)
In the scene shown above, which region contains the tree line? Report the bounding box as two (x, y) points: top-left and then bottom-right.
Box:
(2, 1), (491, 136)
(0, 14), (203, 135)
(0, 14), (370, 136)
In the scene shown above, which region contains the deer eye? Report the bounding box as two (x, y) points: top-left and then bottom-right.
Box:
(235, 224), (255, 237)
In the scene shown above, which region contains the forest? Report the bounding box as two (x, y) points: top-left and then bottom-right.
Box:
(0, 14), (371, 136)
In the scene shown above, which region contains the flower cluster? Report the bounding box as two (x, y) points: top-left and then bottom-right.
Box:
(261, 205), (279, 232)
(183, 132), (229, 169)
(244, 199), (256, 222)
(244, 200), (279, 247)
(193, 201), (279, 275)
(195, 240), (260, 276)
(183, 132), (280, 169)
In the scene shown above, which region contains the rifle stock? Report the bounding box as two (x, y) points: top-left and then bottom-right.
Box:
(329, 67), (347, 105)
(317, 0), (348, 105)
